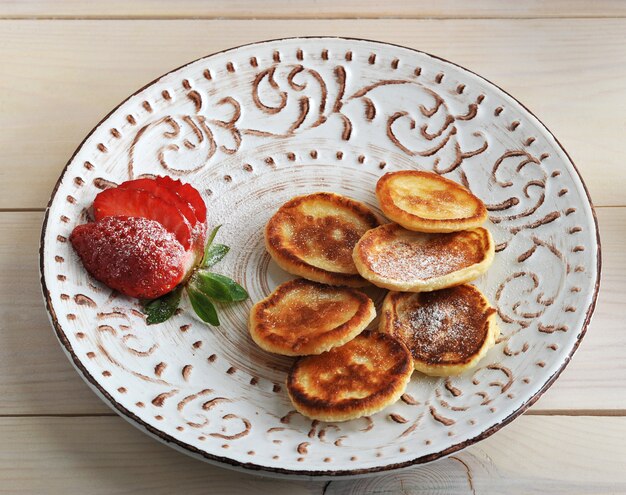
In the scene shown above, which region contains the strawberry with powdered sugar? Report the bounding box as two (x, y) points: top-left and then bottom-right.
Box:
(70, 176), (247, 325)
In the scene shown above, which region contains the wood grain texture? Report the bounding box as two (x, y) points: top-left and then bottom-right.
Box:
(324, 416), (626, 494)
(1, 208), (623, 414)
(0, 19), (625, 208)
(0, 415), (624, 494)
(0, 416), (322, 494)
(0, 211), (107, 414)
(531, 206), (626, 411)
(1, 0), (625, 19)
(0, 6), (623, 491)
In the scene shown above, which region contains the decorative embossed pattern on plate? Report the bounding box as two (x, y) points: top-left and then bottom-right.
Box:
(40, 38), (599, 478)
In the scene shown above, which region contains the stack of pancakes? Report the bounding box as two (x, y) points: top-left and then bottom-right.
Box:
(249, 171), (498, 421)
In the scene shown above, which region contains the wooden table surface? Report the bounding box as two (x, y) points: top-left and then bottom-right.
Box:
(1, 1), (625, 493)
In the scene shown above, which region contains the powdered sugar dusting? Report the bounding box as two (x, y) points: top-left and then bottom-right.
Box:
(393, 287), (490, 364)
(70, 216), (188, 299)
(366, 227), (485, 281)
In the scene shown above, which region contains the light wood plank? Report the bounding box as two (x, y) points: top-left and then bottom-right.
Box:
(531, 206), (626, 411)
(0, 208), (623, 414)
(326, 416), (626, 494)
(0, 416), (322, 494)
(0, 415), (624, 493)
(1, 0), (625, 19)
(0, 211), (107, 414)
(0, 19), (625, 208)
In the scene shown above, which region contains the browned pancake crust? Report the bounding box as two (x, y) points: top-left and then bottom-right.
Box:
(287, 331), (413, 421)
(376, 170), (487, 232)
(380, 285), (496, 368)
(265, 193), (380, 287)
(249, 279), (376, 356)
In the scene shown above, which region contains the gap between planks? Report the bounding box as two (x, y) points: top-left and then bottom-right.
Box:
(2, 15), (626, 21)
(2, 0), (625, 20)
(524, 409), (626, 417)
(0, 413), (118, 418)
(0, 206), (621, 213)
(0, 410), (625, 419)
(0, 208), (48, 213)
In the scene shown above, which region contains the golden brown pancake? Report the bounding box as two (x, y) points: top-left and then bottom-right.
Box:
(353, 223), (494, 292)
(265, 193), (379, 287)
(249, 279), (376, 356)
(379, 285), (499, 376)
(376, 170), (487, 233)
(287, 331), (413, 421)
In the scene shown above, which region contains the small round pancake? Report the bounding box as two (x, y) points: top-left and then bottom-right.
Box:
(265, 192), (380, 287)
(379, 285), (499, 376)
(249, 279), (376, 356)
(376, 170), (487, 233)
(353, 223), (494, 292)
(287, 331), (413, 421)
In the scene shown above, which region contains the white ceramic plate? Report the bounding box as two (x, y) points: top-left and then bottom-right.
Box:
(40, 37), (600, 478)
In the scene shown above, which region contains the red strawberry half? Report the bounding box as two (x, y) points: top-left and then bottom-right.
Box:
(71, 176), (214, 308)
(154, 176), (208, 255)
(70, 216), (195, 299)
(156, 176), (207, 223)
(118, 178), (198, 227)
(93, 187), (192, 250)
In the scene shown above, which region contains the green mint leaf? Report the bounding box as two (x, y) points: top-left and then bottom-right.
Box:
(203, 243), (230, 268)
(201, 225), (222, 265)
(194, 271), (248, 302)
(187, 286), (220, 326)
(143, 286), (182, 325)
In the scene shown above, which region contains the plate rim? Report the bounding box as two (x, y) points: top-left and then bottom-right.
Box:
(39, 36), (602, 478)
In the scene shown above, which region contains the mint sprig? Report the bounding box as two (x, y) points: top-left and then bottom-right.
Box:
(142, 225), (248, 325)
(143, 286), (183, 325)
(202, 225), (222, 265)
(192, 271), (248, 303)
(187, 285), (220, 326)
(203, 243), (230, 269)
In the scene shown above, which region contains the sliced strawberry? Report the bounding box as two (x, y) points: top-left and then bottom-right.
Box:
(118, 178), (198, 227)
(156, 176), (207, 223)
(93, 187), (192, 249)
(70, 216), (194, 299)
